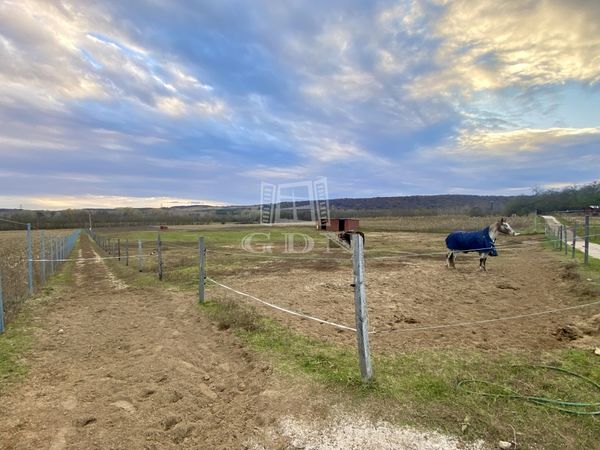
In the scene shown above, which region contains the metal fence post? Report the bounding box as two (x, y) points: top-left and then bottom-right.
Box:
(117, 238), (121, 262)
(558, 226), (562, 251)
(352, 233), (373, 382)
(198, 237), (205, 303)
(584, 215), (590, 265)
(125, 239), (129, 266)
(49, 239), (54, 275)
(572, 225), (576, 259)
(137, 240), (143, 272)
(157, 233), (163, 281)
(0, 272), (4, 334)
(563, 225), (568, 255)
(40, 230), (46, 283)
(26, 223), (33, 295)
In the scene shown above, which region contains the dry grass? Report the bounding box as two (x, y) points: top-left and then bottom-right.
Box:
(361, 215), (536, 234)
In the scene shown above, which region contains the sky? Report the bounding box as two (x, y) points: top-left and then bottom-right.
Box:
(1, 0), (599, 209)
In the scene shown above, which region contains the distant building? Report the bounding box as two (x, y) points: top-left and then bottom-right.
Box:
(317, 218), (360, 232)
(584, 205), (600, 216)
(159, 225), (169, 230)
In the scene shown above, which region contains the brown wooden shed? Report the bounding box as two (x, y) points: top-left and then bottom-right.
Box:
(318, 218), (360, 232)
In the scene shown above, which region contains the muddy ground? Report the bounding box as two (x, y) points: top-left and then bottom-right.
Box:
(208, 231), (600, 352)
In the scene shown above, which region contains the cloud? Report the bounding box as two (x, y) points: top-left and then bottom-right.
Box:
(448, 127), (600, 156)
(0, 195), (228, 210)
(0, 0), (599, 207)
(410, 0), (600, 98)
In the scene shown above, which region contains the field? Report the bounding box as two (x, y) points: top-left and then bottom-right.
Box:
(1, 215), (600, 449)
(93, 216), (599, 354)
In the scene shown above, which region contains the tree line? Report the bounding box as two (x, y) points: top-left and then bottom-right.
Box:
(502, 182), (600, 215)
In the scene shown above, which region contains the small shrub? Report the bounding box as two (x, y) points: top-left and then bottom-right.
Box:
(207, 298), (261, 332)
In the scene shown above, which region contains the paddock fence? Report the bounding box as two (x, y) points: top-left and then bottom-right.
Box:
(0, 223), (80, 333)
(85, 218), (600, 383)
(542, 214), (600, 264)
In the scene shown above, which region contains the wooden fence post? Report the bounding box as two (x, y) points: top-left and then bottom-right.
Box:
(157, 233), (163, 281)
(558, 226), (562, 251)
(125, 239), (129, 266)
(26, 223), (33, 295)
(563, 225), (568, 255)
(198, 237), (205, 303)
(352, 233), (373, 382)
(584, 215), (590, 265)
(0, 271), (4, 334)
(117, 238), (121, 262)
(137, 240), (143, 272)
(572, 226), (576, 259)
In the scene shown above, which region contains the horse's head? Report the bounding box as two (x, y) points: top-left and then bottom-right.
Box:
(497, 217), (519, 236)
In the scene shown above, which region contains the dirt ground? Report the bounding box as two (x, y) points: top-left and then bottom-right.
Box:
(1, 230), (598, 449)
(0, 235), (332, 449)
(209, 232), (600, 353)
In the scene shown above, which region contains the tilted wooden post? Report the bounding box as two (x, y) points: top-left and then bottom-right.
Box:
(198, 237), (206, 303)
(584, 215), (590, 265)
(572, 226), (576, 259)
(352, 233), (373, 382)
(0, 271), (5, 334)
(125, 239), (129, 266)
(157, 233), (163, 281)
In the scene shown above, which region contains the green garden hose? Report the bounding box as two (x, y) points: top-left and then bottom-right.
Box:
(457, 365), (600, 415)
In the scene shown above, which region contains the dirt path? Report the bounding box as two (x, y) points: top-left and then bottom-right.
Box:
(542, 215), (600, 259)
(0, 235), (314, 449)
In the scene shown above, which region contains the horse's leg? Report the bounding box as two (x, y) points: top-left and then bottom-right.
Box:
(449, 251), (456, 268)
(479, 253), (487, 271)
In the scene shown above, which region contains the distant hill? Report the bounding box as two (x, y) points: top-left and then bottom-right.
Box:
(327, 195), (510, 216)
(0, 194), (520, 229)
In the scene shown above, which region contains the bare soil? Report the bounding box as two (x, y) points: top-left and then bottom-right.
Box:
(0, 235), (329, 449)
(209, 232), (600, 353)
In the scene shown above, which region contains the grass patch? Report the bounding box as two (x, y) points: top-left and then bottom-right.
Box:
(0, 318), (31, 390)
(199, 297), (600, 449)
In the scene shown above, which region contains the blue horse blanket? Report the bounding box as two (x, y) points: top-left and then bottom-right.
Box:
(445, 227), (498, 256)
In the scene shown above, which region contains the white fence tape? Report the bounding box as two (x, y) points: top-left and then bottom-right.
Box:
(207, 277), (356, 332)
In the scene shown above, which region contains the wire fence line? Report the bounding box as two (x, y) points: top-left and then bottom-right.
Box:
(85, 226), (600, 339)
(0, 227), (80, 332)
(207, 277), (357, 332)
(543, 214), (598, 263)
(372, 299), (600, 334)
